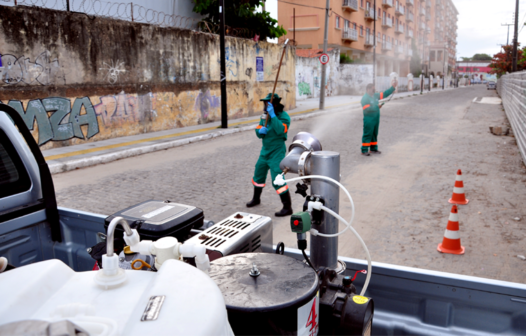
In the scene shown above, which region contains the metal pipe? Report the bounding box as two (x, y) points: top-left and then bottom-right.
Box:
(309, 151), (340, 270)
(106, 217), (133, 257)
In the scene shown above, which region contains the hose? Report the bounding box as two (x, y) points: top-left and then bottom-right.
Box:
(276, 174), (372, 296)
(301, 248), (317, 274)
(320, 205), (371, 296)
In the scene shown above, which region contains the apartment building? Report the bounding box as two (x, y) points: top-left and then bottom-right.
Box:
(278, 0), (458, 77)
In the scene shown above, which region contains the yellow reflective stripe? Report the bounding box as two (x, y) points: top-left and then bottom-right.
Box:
(276, 185), (289, 194)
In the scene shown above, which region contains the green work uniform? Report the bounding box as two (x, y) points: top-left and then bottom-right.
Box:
(360, 86), (395, 153)
(252, 110), (291, 194)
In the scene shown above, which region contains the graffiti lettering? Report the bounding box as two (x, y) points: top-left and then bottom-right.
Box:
(4, 97), (99, 145)
(93, 92), (154, 125)
(218, 47), (239, 77)
(298, 82), (311, 96)
(0, 51), (64, 86)
(245, 67), (253, 78)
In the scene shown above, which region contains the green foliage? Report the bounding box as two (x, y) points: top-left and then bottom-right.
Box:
(489, 44), (526, 77)
(460, 57), (472, 61)
(193, 0), (286, 39)
(472, 53), (492, 61)
(410, 38), (422, 77)
(340, 54), (354, 64)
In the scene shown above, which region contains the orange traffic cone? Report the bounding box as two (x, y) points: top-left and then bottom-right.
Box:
(437, 205), (465, 255)
(449, 169), (469, 205)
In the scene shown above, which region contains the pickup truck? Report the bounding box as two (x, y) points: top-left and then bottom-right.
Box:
(1, 103), (525, 335)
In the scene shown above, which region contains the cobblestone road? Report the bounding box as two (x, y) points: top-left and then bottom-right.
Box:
(54, 86), (526, 283)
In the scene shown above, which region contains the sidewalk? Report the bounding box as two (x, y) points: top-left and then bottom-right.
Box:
(44, 87), (454, 174)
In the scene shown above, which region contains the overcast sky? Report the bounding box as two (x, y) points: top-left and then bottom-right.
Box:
(264, 0), (526, 59)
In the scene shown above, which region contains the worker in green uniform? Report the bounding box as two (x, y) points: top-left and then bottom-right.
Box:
(246, 93), (293, 217)
(360, 81), (398, 156)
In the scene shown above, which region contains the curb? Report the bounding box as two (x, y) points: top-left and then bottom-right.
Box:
(48, 104), (358, 174)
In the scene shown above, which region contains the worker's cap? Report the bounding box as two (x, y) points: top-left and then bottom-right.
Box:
(260, 93), (281, 101)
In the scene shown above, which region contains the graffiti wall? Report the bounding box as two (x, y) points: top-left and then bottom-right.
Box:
(0, 5), (295, 149)
(295, 49), (339, 101)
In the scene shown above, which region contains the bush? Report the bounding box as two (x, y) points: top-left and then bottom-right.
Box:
(340, 54), (354, 64)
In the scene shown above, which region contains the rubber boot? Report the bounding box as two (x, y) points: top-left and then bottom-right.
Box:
(246, 187), (263, 207)
(275, 191), (293, 217)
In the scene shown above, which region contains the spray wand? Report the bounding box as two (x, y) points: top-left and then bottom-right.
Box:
(264, 39), (289, 128)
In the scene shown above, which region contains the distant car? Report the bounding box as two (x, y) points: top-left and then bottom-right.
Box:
(487, 82), (496, 90)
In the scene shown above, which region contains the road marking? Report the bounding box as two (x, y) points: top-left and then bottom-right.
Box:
(44, 101), (359, 161)
(476, 97), (502, 105)
(472, 97), (477, 103)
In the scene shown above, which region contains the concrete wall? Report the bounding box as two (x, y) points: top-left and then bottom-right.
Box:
(0, 5), (295, 149)
(337, 64), (373, 96)
(295, 49), (339, 100)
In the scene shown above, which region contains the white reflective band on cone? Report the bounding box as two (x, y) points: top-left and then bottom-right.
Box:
(444, 229), (460, 239)
(453, 187), (464, 194)
(456, 175), (463, 181)
(448, 213), (459, 222)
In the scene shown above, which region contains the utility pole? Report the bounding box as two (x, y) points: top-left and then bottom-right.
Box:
(219, 0), (228, 128)
(502, 23), (513, 45)
(319, 0), (330, 110)
(512, 0), (519, 72)
(373, 0), (376, 89)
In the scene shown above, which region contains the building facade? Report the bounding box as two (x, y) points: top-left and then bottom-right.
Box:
(456, 61), (496, 82)
(278, 0), (458, 77)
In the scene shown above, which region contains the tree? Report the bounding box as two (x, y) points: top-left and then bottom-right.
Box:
(489, 44), (526, 77)
(472, 53), (492, 61)
(410, 38), (422, 77)
(193, 0), (286, 39)
(460, 57), (472, 61)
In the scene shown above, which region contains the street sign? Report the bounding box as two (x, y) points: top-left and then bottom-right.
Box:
(319, 53), (329, 65)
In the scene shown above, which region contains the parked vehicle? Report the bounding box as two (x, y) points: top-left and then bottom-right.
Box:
(1, 103), (525, 336)
(488, 81), (497, 90)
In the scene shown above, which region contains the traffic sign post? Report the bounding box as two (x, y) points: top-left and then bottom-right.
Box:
(319, 53), (329, 65)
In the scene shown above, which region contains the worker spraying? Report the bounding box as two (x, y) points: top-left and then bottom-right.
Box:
(360, 80), (398, 156)
(246, 93), (292, 217)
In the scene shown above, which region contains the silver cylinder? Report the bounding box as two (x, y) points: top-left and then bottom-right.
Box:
(309, 151), (340, 270)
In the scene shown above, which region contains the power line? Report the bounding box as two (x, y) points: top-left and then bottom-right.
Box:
(276, 0), (328, 10)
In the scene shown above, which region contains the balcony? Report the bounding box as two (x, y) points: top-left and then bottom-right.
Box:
(420, 7), (426, 16)
(407, 49), (413, 57)
(426, 0), (431, 8)
(419, 21), (426, 30)
(407, 0), (414, 5)
(395, 5), (404, 16)
(394, 45), (404, 54)
(426, 13), (431, 21)
(382, 0), (393, 8)
(342, 0), (358, 12)
(382, 41), (392, 51)
(364, 34), (375, 46)
(382, 16), (393, 28)
(407, 29), (414, 38)
(407, 12), (414, 22)
(365, 8), (377, 21)
(395, 24), (404, 34)
(426, 27), (431, 34)
(342, 28), (358, 42)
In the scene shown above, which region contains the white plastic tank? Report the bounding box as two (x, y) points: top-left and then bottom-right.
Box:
(0, 259), (233, 336)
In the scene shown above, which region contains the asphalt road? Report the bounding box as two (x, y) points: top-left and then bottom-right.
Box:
(54, 85), (526, 283)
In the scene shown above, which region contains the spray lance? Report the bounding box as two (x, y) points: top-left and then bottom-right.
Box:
(379, 72), (399, 108)
(263, 39), (289, 131)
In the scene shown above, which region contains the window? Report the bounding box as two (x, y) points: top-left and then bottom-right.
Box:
(361, 0), (364, 7)
(366, 1), (370, 10)
(366, 27), (370, 35)
(430, 50), (436, 61)
(378, 8), (381, 17)
(438, 50), (443, 61)
(353, 23), (357, 30)
(336, 16), (341, 29)
(387, 36), (390, 42)
(0, 129), (32, 199)
(360, 25), (364, 36)
(344, 19), (350, 29)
